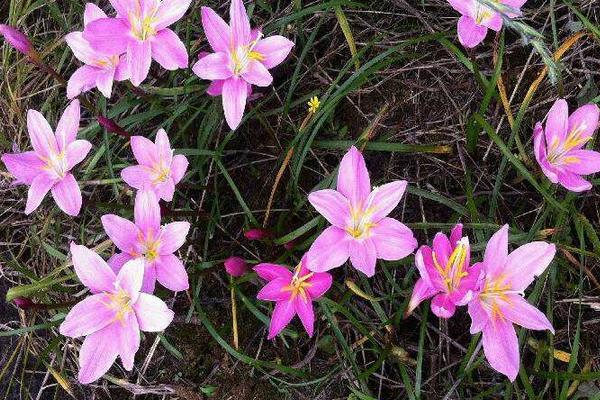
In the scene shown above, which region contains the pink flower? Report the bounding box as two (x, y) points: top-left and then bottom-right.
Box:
(255, 257), (332, 339)
(60, 243), (174, 384)
(244, 228), (270, 241)
(534, 99), (600, 192)
(0, 24), (35, 56)
(224, 256), (248, 277)
(82, 0), (191, 87)
(192, 0), (294, 129)
(467, 225), (555, 381)
(101, 190), (190, 293)
(65, 3), (130, 99)
(447, 0), (526, 48)
(407, 224), (480, 318)
(305, 146), (417, 277)
(121, 129), (188, 201)
(1, 100), (91, 216)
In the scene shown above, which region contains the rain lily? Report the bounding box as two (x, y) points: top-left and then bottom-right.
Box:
(65, 3), (130, 99)
(255, 257), (332, 339)
(192, 0), (295, 129)
(0, 24), (35, 57)
(1, 100), (91, 216)
(83, 0), (191, 87)
(447, 0), (526, 48)
(533, 99), (600, 192)
(224, 256), (248, 277)
(121, 129), (188, 201)
(467, 225), (555, 381)
(60, 243), (174, 384)
(305, 146), (417, 277)
(101, 190), (190, 293)
(407, 224), (480, 318)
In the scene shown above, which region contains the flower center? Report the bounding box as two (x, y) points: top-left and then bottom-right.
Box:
(474, 1), (496, 24)
(478, 274), (520, 321)
(345, 207), (374, 239)
(432, 238), (469, 292)
(43, 151), (68, 179)
(547, 124), (590, 165)
(152, 162), (170, 184)
(105, 289), (133, 322)
(95, 55), (120, 69)
(281, 264), (313, 301)
(231, 34), (264, 76)
(128, 6), (157, 41)
(143, 239), (160, 261)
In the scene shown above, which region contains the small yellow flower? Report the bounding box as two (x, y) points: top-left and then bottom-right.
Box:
(307, 96), (320, 114)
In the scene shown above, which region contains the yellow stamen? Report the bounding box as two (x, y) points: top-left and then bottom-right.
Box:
(104, 289), (133, 323)
(281, 263), (313, 301)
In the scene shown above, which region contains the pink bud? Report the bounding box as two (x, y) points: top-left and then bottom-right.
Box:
(0, 25), (34, 56)
(13, 297), (35, 309)
(224, 256), (248, 277)
(244, 228), (270, 241)
(283, 240), (296, 251)
(98, 116), (130, 137)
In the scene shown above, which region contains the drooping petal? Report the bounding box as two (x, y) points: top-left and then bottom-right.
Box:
(59, 294), (115, 337)
(25, 173), (55, 215)
(483, 224), (509, 279)
(370, 217), (417, 261)
(482, 319), (520, 382)
(306, 273), (333, 299)
(457, 15), (487, 48)
(77, 325), (119, 384)
(336, 146), (371, 208)
(268, 299), (295, 339)
(101, 214), (140, 253)
(27, 110), (57, 159)
(406, 278), (438, 316)
(51, 173), (82, 216)
(1, 151), (44, 185)
(83, 18), (129, 55)
(194, 52), (233, 80)
(128, 39), (152, 87)
(170, 154), (188, 183)
(254, 263), (293, 281)
(501, 294), (554, 332)
(154, 0), (191, 31)
(294, 297), (315, 337)
(467, 297), (489, 334)
(121, 165), (153, 190)
(305, 226), (350, 272)
(563, 150), (600, 175)
(70, 242), (116, 293)
(55, 101), (80, 152)
(307, 189), (350, 229)
(256, 278), (289, 301)
(566, 104), (599, 148)
(115, 312), (140, 371)
(151, 28), (188, 70)
(229, 0), (251, 48)
(95, 68), (116, 98)
(133, 293), (174, 331)
(134, 189), (161, 236)
(431, 293), (457, 318)
(66, 139), (92, 170)
(242, 60), (273, 87)
(67, 65), (100, 99)
(365, 180), (407, 222)
(84, 3), (108, 26)
(155, 254), (189, 291)
(545, 98), (569, 146)
(348, 238), (378, 277)
(200, 7), (232, 53)
(222, 77), (247, 130)
(557, 170), (592, 192)
(504, 241), (555, 292)
(159, 221), (190, 254)
(253, 36), (294, 69)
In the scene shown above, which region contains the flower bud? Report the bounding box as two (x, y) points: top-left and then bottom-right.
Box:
(98, 116), (130, 137)
(283, 239), (296, 251)
(0, 25), (34, 56)
(244, 228), (270, 241)
(224, 256), (248, 277)
(13, 297), (35, 309)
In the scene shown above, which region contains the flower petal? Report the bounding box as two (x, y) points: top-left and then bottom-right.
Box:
(563, 149), (600, 175)
(155, 254), (189, 291)
(141, 262), (157, 293)
(336, 146), (371, 208)
(254, 263), (292, 281)
(194, 52), (233, 80)
(83, 18), (129, 55)
(205, 79), (224, 96)
(268, 299), (295, 339)
(107, 252), (133, 274)
(467, 296), (489, 334)
(504, 241), (555, 292)
(306, 272), (332, 299)
(134, 189), (161, 236)
(1, 151), (44, 185)
(431, 293), (457, 318)
(55, 101), (80, 152)
(257, 278), (289, 301)
(59, 294), (115, 337)
(70, 243), (116, 293)
(305, 226), (350, 272)
(155, 128), (173, 164)
(67, 65), (100, 99)
(64, 32), (97, 66)
(242, 60), (272, 87)
(483, 224), (509, 279)
(294, 297), (315, 337)
(66, 139), (92, 170)
(159, 221), (189, 254)
(51, 173), (82, 216)
(253, 36), (294, 69)
(370, 217), (417, 261)
(365, 180), (407, 222)
(95, 68), (116, 98)
(482, 318), (520, 382)
(545, 98), (569, 146)
(449, 223), (463, 247)
(407, 278), (438, 316)
(348, 238), (377, 277)
(457, 15), (487, 48)
(77, 325), (119, 384)
(557, 170), (592, 192)
(501, 294), (554, 333)
(27, 110), (58, 159)
(155, 178), (175, 201)
(101, 214), (140, 253)
(170, 154), (188, 183)
(121, 165), (153, 190)
(116, 258), (145, 301)
(308, 189), (350, 229)
(84, 3), (108, 26)
(128, 39), (152, 87)
(25, 173), (55, 215)
(229, 0), (251, 48)
(200, 7), (232, 53)
(222, 77), (248, 130)
(154, 0), (191, 30)
(151, 28), (188, 70)
(566, 103), (599, 148)
(115, 312), (140, 371)
(133, 293), (174, 331)
(130, 135), (158, 166)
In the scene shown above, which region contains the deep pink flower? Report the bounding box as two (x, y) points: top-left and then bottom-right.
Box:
(447, 0), (526, 48)
(244, 228), (270, 241)
(1, 100), (91, 216)
(121, 129), (188, 201)
(467, 225), (555, 381)
(60, 243), (174, 384)
(192, 0), (294, 129)
(101, 190), (190, 293)
(0, 24), (35, 56)
(82, 0), (191, 87)
(305, 146), (417, 277)
(224, 256), (248, 277)
(255, 257), (332, 339)
(407, 224), (480, 318)
(534, 99), (600, 192)
(65, 3), (130, 99)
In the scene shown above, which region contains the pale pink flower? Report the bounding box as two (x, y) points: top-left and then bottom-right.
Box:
(101, 190), (190, 293)
(534, 99), (600, 192)
(121, 129), (188, 201)
(192, 0), (294, 129)
(0, 24), (35, 56)
(60, 243), (174, 384)
(407, 224), (480, 318)
(1, 100), (91, 216)
(305, 146), (417, 277)
(447, 0), (526, 48)
(467, 225), (555, 381)
(224, 256), (248, 277)
(82, 0), (191, 87)
(65, 3), (130, 99)
(255, 256), (332, 339)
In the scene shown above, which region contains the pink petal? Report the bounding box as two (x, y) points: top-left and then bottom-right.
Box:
(84, 3), (108, 26)
(59, 294), (115, 337)
(501, 294), (554, 332)
(431, 293), (457, 318)
(155, 254), (189, 291)
(130, 135), (158, 166)
(457, 15), (487, 48)
(533, 122), (560, 183)
(134, 190), (161, 236)
(467, 296), (489, 334)
(25, 173), (55, 215)
(66, 139), (92, 170)
(545, 99), (569, 146)
(557, 170), (592, 192)
(307, 189), (350, 229)
(83, 18), (129, 55)
(305, 226), (350, 272)
(194, 51), (232, 80)
(107, 252), (133, 274)
(155, 129), (173, 166)
(109, 0), (133, 17)
(200, 7), (232, 53)
(159, 221), (190, 254)
(133, 293), (174, 331)
(155, 178), (175, 201)
(51, 173), (82, 216)
(170, 154), (188, 183)
(294, 297), (315, 337)
(151, 28), (188, 70)
(415, 246), (446, 291)
(27, 110), (58, 159)
(336, 146), (371, 208)
(222, 77), (247, 130)
(563, 149), (600, 175)
(256, 278), (289, 301)
(140, 261), (157, 293)
(446, 0), (474, 15)
(1, 151), (44, 185)
(154, 0), (191, 31)
(101, 214), (140, 253)
(567, 103), (599, 148)
(253, 36), (294, 69)
(205, 79), (224, 96)
(115, 312), (140, 371)
(128, 39), (152, 87)
(370, 217), (417, 261)
(348, 238), (377, 277)
(449, 223), (463, 247)
(254, 263), (292, 281)
(95, 68), (116, 98)
(432, 231), (452, 268)
(483, 224), (509, 279)
(482, 13), (503, 31)
(77, 325), (119, 384)
(504, 241), (555, 291)
(268, 299), (295, 339)
(407, 278), (438, 315)
(65, 32), (98, 66)
(67, 65), (100, 99)
(306, 272), (333, 299)
(366, 180), (407, 222)
(229, 0), (251, 48)
(242, 60), (272, 87)
(482, 318), (520, 381)
(121, 165), (153, 190)
(115, 55), (130, 80)
(70, 243), (116, 293)
(116, 258), (144, 301)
